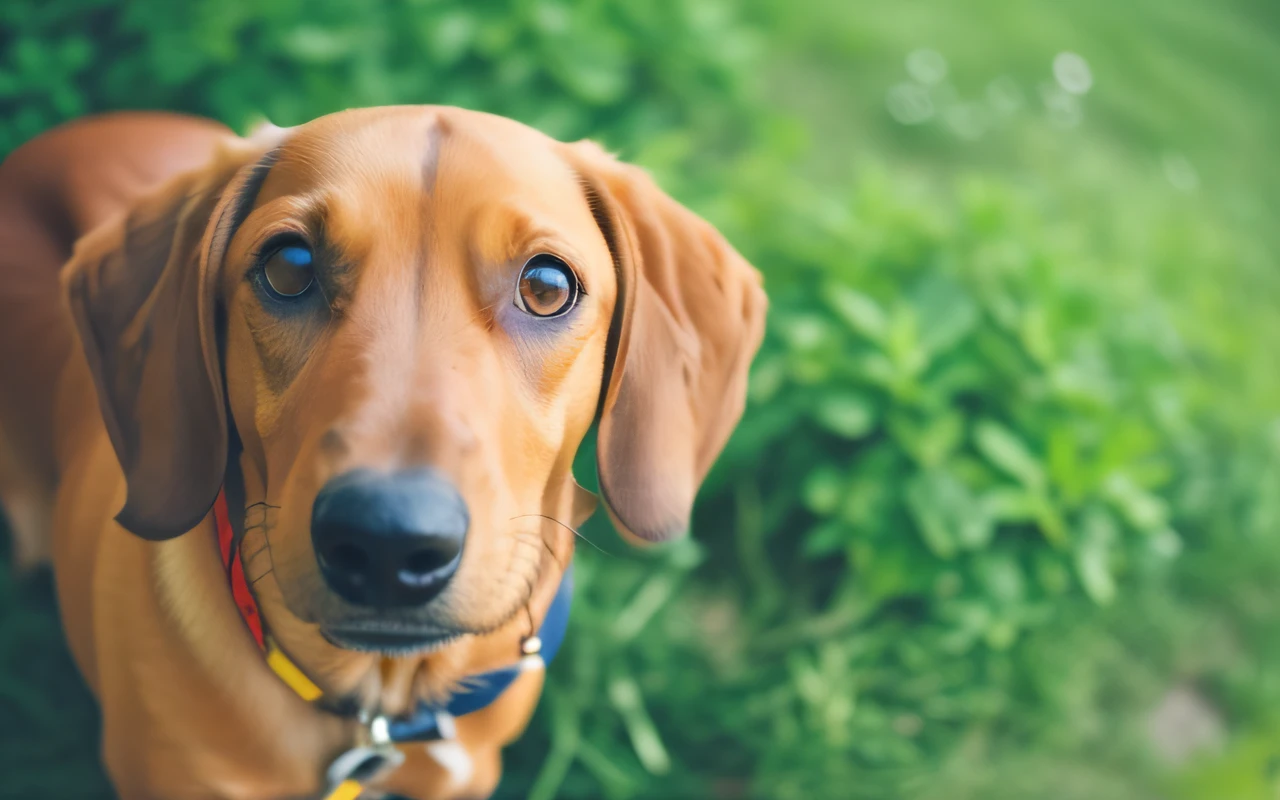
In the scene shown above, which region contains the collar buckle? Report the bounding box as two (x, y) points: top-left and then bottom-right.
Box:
(323, 714), (405, 799)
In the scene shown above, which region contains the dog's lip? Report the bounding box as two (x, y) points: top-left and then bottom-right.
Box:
(321, 624), (462, 656)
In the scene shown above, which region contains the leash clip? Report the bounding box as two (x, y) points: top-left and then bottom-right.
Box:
(322, 714), (405, 800)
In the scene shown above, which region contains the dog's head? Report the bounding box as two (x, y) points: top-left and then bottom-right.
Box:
(64, 106), (765, 700)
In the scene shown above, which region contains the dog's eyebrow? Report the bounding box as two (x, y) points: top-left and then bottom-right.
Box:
(228, 146), (282, 232)
(207, 145), (282, 260)
(421, 116), (450, 195)
(205, 145), (284, 288)
(570, 167), (628, 422)
(572, 169), (618, 262)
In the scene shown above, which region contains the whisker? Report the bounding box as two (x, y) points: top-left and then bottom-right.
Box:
(241, 504), (281, 588)
(511, 527), (571, 572)
(509, 513), (611, 556)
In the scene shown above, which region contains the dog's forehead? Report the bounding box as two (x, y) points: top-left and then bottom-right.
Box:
(242, 106), (610, 286)
(271, 106), (582, 203)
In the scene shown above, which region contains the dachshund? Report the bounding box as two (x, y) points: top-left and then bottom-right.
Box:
(0, 107), (765, 799)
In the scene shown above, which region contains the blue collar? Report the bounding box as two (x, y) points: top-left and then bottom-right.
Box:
(385, 565), (573, 742)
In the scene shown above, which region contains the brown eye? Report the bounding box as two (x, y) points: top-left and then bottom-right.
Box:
(515, 255), (579, 317)
(261, 242), (315, 298)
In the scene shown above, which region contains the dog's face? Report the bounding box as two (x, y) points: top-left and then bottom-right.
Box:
(221, 109), (613, 655)
(65, 106), (765, 700)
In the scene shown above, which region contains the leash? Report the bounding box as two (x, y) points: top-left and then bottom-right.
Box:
(213, 490), (572, 799)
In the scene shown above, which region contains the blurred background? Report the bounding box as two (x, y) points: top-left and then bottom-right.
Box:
(1, 0), (1278, 798)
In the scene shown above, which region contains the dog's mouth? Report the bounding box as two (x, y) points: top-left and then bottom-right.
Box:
(320, 624), (463, 657)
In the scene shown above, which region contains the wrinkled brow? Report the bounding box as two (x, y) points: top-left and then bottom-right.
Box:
(478, 207), (585, 268)
(422, 116), (450, 195)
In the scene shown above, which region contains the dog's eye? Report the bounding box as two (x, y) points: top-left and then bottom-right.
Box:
(515, 255), (578, 317)
(261, 241), (315, 298)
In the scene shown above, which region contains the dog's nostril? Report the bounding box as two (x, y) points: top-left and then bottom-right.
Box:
(326, 542), (370, 575)
(399, 543), (460, 585)
(404, 550), (441, 576)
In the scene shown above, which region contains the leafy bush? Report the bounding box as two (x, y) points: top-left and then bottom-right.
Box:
(511, 155), (1278, 797)
(0, 0), (758, 158)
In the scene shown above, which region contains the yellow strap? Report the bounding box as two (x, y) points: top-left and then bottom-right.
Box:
(266, 641), (324, 702)
(323, 779), (363, 800)
(265, 642), (360, 797)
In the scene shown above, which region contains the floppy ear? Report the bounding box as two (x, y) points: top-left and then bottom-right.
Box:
(563, 141), (767, 544)
(63, 132), (283, 540)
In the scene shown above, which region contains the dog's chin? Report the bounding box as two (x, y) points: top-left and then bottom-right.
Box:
(320, 625), (463, 657)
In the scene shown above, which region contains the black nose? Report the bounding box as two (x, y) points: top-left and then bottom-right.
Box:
(311, 469), (468, 608)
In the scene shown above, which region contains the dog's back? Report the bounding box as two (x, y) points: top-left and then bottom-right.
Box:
(0, 112), (230, 565)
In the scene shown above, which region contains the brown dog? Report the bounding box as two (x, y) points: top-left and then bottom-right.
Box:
(0, 107), (765, 799)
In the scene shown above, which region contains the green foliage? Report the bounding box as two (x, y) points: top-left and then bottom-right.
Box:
(2, 0), (1278, 799)
(0, 0), (757, 158)
(751, 172), (1184, 601)
(518, 155), (1277, 796)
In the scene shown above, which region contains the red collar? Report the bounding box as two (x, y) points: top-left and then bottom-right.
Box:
(214, 489), (265, 649)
